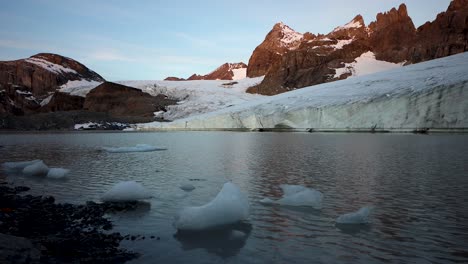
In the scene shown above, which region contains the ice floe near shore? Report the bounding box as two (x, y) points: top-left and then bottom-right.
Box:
(2, 160), (42, 171)
(2, 160), (70, 179)
(336, 206), (373, 224)
(102, 144), (166, 153)
(22, 161), (49, 176)
(174, 182), (249, 231)
(261, 184), (323, 209)
(101, 181), (151, 202)
(47, 168), (70, 179)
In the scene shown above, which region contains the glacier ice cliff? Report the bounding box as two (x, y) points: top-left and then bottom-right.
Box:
(136, 53), (468, 132)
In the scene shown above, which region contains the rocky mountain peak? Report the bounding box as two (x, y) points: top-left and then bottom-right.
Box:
(28, 53), (104, 83)
(447, 0), (468, 12)
(332, 15), (365, 33)
(270, 22), (304, 49)
(369, 4), (415, 33)
(247, 1), (468, 95)
(329, 15), (368, 39)
(166, 62), (247, 81)
(247, 22), (303, 78)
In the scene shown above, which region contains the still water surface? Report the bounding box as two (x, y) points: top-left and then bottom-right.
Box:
(1, 132), (467, 263)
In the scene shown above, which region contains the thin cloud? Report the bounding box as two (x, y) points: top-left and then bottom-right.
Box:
(173, 32), (216, 48)
(88, 50), (136, 62)
(0, 39), (63, 53)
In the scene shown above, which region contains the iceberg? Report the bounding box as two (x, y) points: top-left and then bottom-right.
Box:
(101, 181), (151, 202)
(102, 144), (166, 153)
(2, 160), (42, 171)
(261, 184), (323, 209)
(47, 168), (70, 179)
(174, 182), (249, 231)
(22, 161), (49, 176)
(336, 206), (373, 224)
(180, 184), (196, 192)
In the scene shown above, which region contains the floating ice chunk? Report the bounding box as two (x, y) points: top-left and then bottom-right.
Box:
(180, 184), (195, 192)
(22, 161), (49, 176)
(261, 184), (323, 209)
(2, 160), (42, 171)
(174, 182), (249, 231)
(259, 197), (275, 204)
(336, 206), (373, 224)
(229, 230), (247, 240)
(101, 181), (151, 202)
(102, 144), (166, 153)
(47, 168), (70, 179)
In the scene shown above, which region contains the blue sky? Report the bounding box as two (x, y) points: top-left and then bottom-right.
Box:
(0, 0), (452, 81)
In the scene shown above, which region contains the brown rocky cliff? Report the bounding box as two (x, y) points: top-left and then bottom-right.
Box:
(368, 4), (417, 63)
(164, 77), (186, 81)
(187, 62), (247, 80)
(248, 16), (370, 95)
(410, 0), (468, 63)
(248, 2), (468, 96)
(84, 82), (175, 118)
(247, 23), (303, 78)
(40, 92), (85, 112)
(166, 62), (247, 81)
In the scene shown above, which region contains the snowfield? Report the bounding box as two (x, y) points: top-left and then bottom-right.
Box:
(332, 51), (404, 78)
(119, 77), (265, 120)
(135, 52), (468, 131)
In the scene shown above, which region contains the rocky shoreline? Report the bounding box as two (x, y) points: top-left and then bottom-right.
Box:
(0, 182), (142, 263)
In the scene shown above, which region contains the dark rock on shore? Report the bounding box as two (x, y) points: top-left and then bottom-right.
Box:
(0, 233), (41, 263)
(0, 184), (140, 263)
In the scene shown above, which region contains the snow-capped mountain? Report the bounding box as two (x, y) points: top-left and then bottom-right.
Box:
(246, 22), (303, 78)
(247, 0), (468, 95)
(0, 53), (105, 115)
(165, 62), (247, 81)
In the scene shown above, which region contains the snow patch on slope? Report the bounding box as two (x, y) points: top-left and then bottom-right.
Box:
(26, 58), (78, 74)
(232, 68), (247, 80)
(59, 80), (103, 97)
(333, 51), (404, 78)
(278, 22), (303, 49)
(333, 19), (364, 32)
(330, 39), (354, 50)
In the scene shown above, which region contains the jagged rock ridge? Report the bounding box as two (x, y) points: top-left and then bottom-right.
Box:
(165, 62), (247, 81)
(247, 0), (468, 95)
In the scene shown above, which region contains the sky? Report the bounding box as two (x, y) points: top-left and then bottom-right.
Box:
(0, 0), (452, 81)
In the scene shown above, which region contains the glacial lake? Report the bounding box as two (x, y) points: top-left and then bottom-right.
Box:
(1, 132), (468, 263)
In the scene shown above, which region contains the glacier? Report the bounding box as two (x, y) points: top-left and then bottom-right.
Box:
(135, 52), (468, 132)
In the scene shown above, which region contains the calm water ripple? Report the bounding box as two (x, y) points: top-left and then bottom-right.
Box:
(0, 132), (467, 263)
